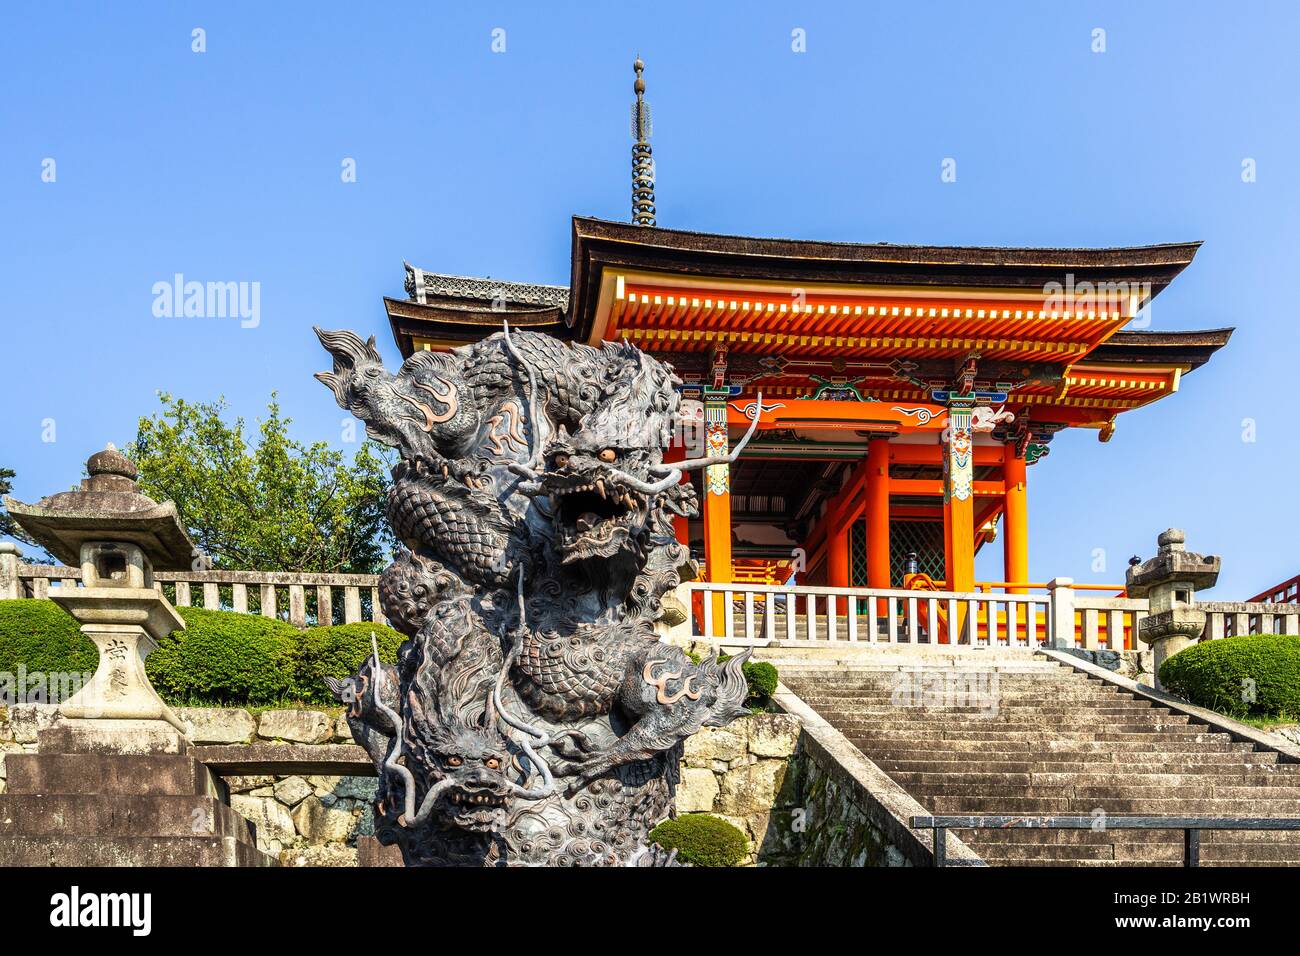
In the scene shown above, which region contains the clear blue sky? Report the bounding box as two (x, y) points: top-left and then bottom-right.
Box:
(2, 1), (1295, 598)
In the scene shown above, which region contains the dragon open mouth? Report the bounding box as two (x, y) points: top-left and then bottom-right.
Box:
(444, 788), (509, 830)
(548, 478), (645, 562)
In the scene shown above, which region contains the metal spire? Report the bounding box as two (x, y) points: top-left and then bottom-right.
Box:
(631, 56), (656, 226)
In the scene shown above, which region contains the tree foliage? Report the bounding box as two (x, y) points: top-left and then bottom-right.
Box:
(0, 467), (35, 545)
(127, 393), (392, 573)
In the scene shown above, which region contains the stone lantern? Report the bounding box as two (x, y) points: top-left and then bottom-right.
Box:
(3, 444), (198, 748)
(1125, 528), (1221, 691)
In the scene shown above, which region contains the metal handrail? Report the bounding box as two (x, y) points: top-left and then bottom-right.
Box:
(912, 814), (1300, 867)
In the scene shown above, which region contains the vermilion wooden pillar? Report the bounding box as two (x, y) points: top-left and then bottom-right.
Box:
(702, 391), (732, 633)
(865, 438), (891, 590)
(664, 442), (690, 546)
(1003, 445), (1028, 593)
(943, 402), (976, 638)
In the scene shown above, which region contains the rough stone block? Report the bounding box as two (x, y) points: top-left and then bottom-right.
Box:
(280, 843), (359, 867)
(230, 794), (296, 851)
(716, 759), (787, 816)
(291, 794), (358, 844)
(307, 774), (343, 795)
(273, 775), (314, 807)
(258, 710), (334, 744)
(0, 708), (11, 743)
(683, 726), (747, 766)
(675, 767), (720, 813)
(225, 774), (274, 793)
(178, 707), (256, 745)
(8, 705), (60, 743)
(334, 715), (355, 743)
(37, 719), (189, 755)
(357, 835), (404, 867)
(748, 714), (801, 758)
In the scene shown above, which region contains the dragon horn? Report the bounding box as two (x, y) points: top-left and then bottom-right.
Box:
(652, 392), (763, 474)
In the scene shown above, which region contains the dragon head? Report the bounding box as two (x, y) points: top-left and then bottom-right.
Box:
(314, 327), (479, 460)
(535, 345), (684, 565)
(403, 708), (516, 832)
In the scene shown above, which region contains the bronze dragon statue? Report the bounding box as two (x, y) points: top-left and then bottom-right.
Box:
(314, 325), (760, 865)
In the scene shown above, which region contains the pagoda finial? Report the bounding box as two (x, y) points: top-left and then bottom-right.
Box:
(630, 56), (656, 227)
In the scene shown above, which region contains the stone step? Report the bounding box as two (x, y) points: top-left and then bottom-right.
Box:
(837, 729), (1227, 745)
(857, 740), (1257, 756)
(822, 718), (1195, 734)
(968, 827), (1300, 847)
(904, 782), (1300, 801)
(3, 753), (224, 798)
(0, 794), (258, 842)
(929, 795), (1300, 813)
(889, 770), (1300, 789)
(879, 757), (1284, 774)
(0, 835), (276, 867)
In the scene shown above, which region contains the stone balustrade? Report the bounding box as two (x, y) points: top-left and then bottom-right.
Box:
(1, 552), (385, 629)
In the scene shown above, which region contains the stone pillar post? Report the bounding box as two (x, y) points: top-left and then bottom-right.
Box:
(1047, 577), (1076, 649)
(0, 541), (22, 600)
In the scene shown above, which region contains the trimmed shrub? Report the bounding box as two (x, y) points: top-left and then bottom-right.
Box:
(742, 660), (779, 707)
(1159, 634), (1300, 721)
(146, 606), (300, 706)
(0, 598), (97, 679)
(649, 814), (749, 866)
(294, 621), (403, 703)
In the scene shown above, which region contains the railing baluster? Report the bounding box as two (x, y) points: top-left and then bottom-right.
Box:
(926, 597), (938, 644)
(344, 586), (362, 624)
(232, 583), (248, 613)
(724, 589), (735, 641)
(203, 582), (220, 610)
(867, 596), (879, 643)
(765, 593), (777, 643)
(1007, 599), (1019, 647)
(744, 590), (755, 641)
(986, 598), (999, 646)
(260, 584), (277, 619)
(1107, 609), (1125, 650)
(703, 587), (714, 639)
(906, 596), (918, 643)
(946, 598), (959, 645)
(316, 585), (332, 626)
(847, 595), (858, 642)
(806, 593), (817, 641)
(785, 592), (796, 642)
(967, 598), (978, 645)
(1083, 608), (1099, 649)
(175, 582), (192, 607)
(289, 585), (307, 628)
(887, 597), (898, 643)
(370, 586), (385, 624)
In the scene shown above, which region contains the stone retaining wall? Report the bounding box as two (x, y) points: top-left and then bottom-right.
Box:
(675, 713), (801, 865)
(1, 704), (810, 867)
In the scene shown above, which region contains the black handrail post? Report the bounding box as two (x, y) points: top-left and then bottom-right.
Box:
(933, 826), (946, 867)
(1184, 828), (1200, 867)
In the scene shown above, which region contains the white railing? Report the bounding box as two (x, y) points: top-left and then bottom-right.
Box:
(682, 581), (1050, 648)
(5, 563), (385, 629)
(678, 581), (1300, 650)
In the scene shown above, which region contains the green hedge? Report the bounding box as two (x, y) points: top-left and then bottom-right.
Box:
(1159, 634), (1300, 721)
(0, 599), (402, 707)
(650, 814), (749, 866)
(0, 599), (97, 675)
(293, 621), (404, 701)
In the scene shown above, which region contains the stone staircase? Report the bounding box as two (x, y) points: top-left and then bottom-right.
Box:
(779, 652), (1300, 866)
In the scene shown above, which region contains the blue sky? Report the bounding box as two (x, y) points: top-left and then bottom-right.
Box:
(1, 1), (1295, 597)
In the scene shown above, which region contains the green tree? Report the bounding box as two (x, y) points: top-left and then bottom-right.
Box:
(127, 393), (392, 573)
(0, 467), (35, 545)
